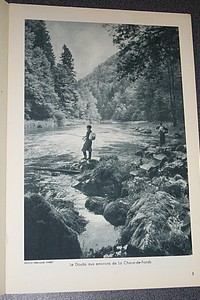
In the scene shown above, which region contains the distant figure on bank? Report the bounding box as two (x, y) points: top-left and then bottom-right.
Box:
(157, 122), (168, 146)
(81, 125), (93, 160)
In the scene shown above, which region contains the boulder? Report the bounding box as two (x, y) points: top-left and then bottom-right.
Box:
(176, 144), (186, 153)
(121, 191), (192, 256)
(24, 194), (82, 260)
(161, 160), (188, 179)
(135, 149), (144, 157)
(153, 154), (167, 164)
(139, 161), (159, 178)
(75, 155), (130, 199)
(85, 196), (109, 215)
(162, 179), (188, 198)
(103, 199), (131, 226)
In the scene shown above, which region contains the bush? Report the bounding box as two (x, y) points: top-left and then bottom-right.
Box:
(53, 111), (67, 126)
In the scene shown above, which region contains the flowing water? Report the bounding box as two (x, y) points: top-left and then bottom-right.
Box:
(25, 122), (156, 253)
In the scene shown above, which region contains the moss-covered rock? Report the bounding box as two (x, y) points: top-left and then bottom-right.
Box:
(75, 155), (131, 199)
(121, 191), (192, 256)
(103, 199), (131, 226)
(25, 194), (82, 260)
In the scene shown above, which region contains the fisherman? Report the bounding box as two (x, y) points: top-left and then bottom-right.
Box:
(157, 122), (168, 146)
(81, 125), (93, 160)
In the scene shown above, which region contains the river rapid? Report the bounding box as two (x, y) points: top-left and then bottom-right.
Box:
(25, 122), (156, 254)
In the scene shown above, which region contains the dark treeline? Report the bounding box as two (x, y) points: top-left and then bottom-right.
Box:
(25, 20), (184, 126)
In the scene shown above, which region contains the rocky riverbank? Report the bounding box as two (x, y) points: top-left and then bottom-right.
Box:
(74, 131), (192, 258)
(24, 122), (191, 259)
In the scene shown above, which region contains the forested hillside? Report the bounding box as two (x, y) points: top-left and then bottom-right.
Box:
(25, 20), (184, 126)
(79, 25), (184, 125)
(25, 20), (100, 125)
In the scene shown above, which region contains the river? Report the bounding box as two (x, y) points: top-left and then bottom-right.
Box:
(24, 122), (156, 254)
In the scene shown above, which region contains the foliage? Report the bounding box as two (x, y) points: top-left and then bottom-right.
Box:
(106, 24), (183, 126)
(25, 20), (185, 126)
(53, 44), (78, 117)
(76, 85), (101, 122)
(25, 20), (55, 68)
(25, 25), (59, 120)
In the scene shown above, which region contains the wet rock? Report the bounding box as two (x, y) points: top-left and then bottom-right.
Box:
(103, 199), (131, 226)
(25, 194), (82, 260)
(85, 196), (109, 215)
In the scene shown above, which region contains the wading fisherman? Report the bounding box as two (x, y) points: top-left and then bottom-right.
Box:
(81, 125), (94, 160)
(157, 122), (168, 146)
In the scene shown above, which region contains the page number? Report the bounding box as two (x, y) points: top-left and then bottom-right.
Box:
(192, 272), (195, 276)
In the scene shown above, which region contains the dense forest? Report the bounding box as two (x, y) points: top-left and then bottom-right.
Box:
(25, 20), (184, 126)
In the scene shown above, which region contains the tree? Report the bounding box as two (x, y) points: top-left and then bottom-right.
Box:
(77, 85), (101, 122)
(108, 24), (183, 126)
(25, 26), (59, 120)
(25, 20), (55, 67)
(54, 45), (77, 116)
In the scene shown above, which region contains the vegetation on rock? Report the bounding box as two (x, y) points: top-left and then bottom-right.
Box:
(24, 194), (82, 260)
(75, 135), (191, 257)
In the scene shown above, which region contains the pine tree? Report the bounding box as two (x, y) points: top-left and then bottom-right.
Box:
(54, 44), (77, 117)
(25, 25), (59, 120)
(25, 20), (55, 67)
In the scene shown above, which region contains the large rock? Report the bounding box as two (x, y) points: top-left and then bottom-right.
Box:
(85, 196), (109, 215)
(161, 160), (188, 179)
(75, 155), (130, 199)
(152, 176), (188, 198)
(25, 194), (82, 260)
(121, 191), (192, 256)
(103, 199), (131, 226)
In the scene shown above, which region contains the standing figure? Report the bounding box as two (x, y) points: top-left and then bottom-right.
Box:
(158, 122), (167, 146)
(81, 125), (93, 160)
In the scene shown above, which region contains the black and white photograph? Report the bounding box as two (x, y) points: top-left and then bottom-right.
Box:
(24, 19), (192, 261)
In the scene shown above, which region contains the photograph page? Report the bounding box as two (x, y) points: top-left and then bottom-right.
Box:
(6, 4), (200, 294)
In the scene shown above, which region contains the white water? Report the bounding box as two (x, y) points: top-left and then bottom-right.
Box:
(25, 122), (154, 252)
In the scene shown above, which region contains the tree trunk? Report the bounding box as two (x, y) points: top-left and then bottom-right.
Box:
(167, 61), (177, 127)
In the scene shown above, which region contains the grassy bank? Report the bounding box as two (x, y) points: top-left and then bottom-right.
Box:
(24, 118), (91, 131)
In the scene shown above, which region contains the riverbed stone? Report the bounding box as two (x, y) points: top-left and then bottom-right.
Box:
(103, 199), (131, 226)
(161, 160), (187, 179)
(24, 194), (82, 260)
(85, 196), (109, 215)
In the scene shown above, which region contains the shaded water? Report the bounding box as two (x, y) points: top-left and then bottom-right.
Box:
(25, 122), (156, 253)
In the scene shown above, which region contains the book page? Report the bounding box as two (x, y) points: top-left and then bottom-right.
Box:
(0, 0), (9, 295)
(6, 4), (200, 294)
